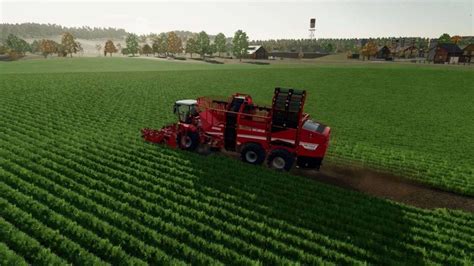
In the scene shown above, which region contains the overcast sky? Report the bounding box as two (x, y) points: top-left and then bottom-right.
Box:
(1, 0), (473, 39)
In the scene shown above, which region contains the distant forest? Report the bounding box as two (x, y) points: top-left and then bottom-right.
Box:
(1, 23), (473, 54)
(0, 23), (127, 40)
(251, 37), (474, 53)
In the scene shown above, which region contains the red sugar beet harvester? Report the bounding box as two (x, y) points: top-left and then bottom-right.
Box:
(142, 88), (330, 171)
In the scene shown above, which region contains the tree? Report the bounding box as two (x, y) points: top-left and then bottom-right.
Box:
(451, 35), (462, 44)
(167, 32), (182, 56)
(141, 44), (153, 56)
(360, 41), (378, 60)
(214, 33), (227, 57)
(196, 31), (210, 58)
(95, 44), (102, 56)
(5, 34), (30, 55)
(139, 35), (147, 44)
(104, 40), (117, 56)
(56, 43), (67, 57)
(39, 39), (58, 58)
(0, 45), (8, 55)
(125, 33), (139, 56)
(152, 33), (167, 55)
(438, 33), (452, 44)
(232, 30), (249, 61)
(209, 43), (217, 56)
(322, 43), (334, 53)
(185, 37), (197, 58)
(61, 32), (78, 57)
(30, 40), (41, 54)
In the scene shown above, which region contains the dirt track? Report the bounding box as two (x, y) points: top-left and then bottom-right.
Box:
(293, 164), (474, 213)
(214, 150), (474, 213)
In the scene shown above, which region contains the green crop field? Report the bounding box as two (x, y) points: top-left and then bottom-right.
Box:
(0, 58), (473, 264)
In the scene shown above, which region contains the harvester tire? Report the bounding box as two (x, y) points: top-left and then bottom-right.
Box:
(241, 143), (266, 165)
(267, 149), (294, 171)
(177, 132), (199, 151)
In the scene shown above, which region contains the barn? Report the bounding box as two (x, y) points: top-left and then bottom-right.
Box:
(376, 46), (392, 60)
(428, 43), (463, 64)
(402, 45), (418, 58)
(246, 45), (268, 59)
(462, 44), (474, 63)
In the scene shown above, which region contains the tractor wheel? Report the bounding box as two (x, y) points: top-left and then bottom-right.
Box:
(241, 143), (266, 165)
(267, 149), (294, 171)
(177, 132), (199, 151)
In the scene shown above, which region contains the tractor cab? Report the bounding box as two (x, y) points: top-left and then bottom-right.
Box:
(173, 99), (198, 124)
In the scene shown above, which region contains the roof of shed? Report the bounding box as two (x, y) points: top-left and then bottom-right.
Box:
(247, 45), (262, 54)
(438, 43), (463, 53)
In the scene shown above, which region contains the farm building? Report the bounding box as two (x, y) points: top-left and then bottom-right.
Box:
(428, 43), (463, 64)
(246, 45), (268, 59)
(417, 48), (426, 58)
(376, 46), (392, 60)
(347, 53), (360, 59)
(268, 51), (328, 59)
(402, 45), (418, 58)
(462, 43), (474, 63)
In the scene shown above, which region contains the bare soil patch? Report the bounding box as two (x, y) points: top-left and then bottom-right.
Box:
(293, 164), (474, 213)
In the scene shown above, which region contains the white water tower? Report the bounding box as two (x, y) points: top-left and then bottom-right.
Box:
(309, 18), (316, 39)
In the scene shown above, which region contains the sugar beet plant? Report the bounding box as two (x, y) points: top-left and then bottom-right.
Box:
(0, 65), (473, 264)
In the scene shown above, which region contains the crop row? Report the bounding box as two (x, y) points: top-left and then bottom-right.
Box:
(0, 214), (71, 265)
(1, 70), (473, 264)
(3, 74), (472, 199)
(2, 106), (470, 251)
(0, 118), (346, 264)
(0, 96), (474, 264)
(2, 69), (474, 198)
(0, 120), (474, 260)
(2, 97), (473, 231)
(2, 101), (472, 233)
(0, 241), (30, 266)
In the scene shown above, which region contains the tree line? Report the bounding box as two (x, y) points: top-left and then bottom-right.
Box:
(3, 23), (473, 55)
(251, 37), (433, 53)
(101, 30), (249, 61)
(0, 33), (83, 59)
(0, 23), (127, 40)
(2, 27), (471, 61)
(0, 30), (250, 60)
(251, 36), (474, 54)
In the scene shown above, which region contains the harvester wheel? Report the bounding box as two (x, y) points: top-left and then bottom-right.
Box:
(177, 132), (199, 151)
(267, 149), (294, 171)
(241, 143), (266, 165)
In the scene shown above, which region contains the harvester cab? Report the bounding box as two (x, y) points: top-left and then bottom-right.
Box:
(173, 99), (198, 124)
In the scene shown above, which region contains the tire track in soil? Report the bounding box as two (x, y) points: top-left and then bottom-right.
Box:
(215, 150), (474, 213)
(293, 164), (474, 213)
